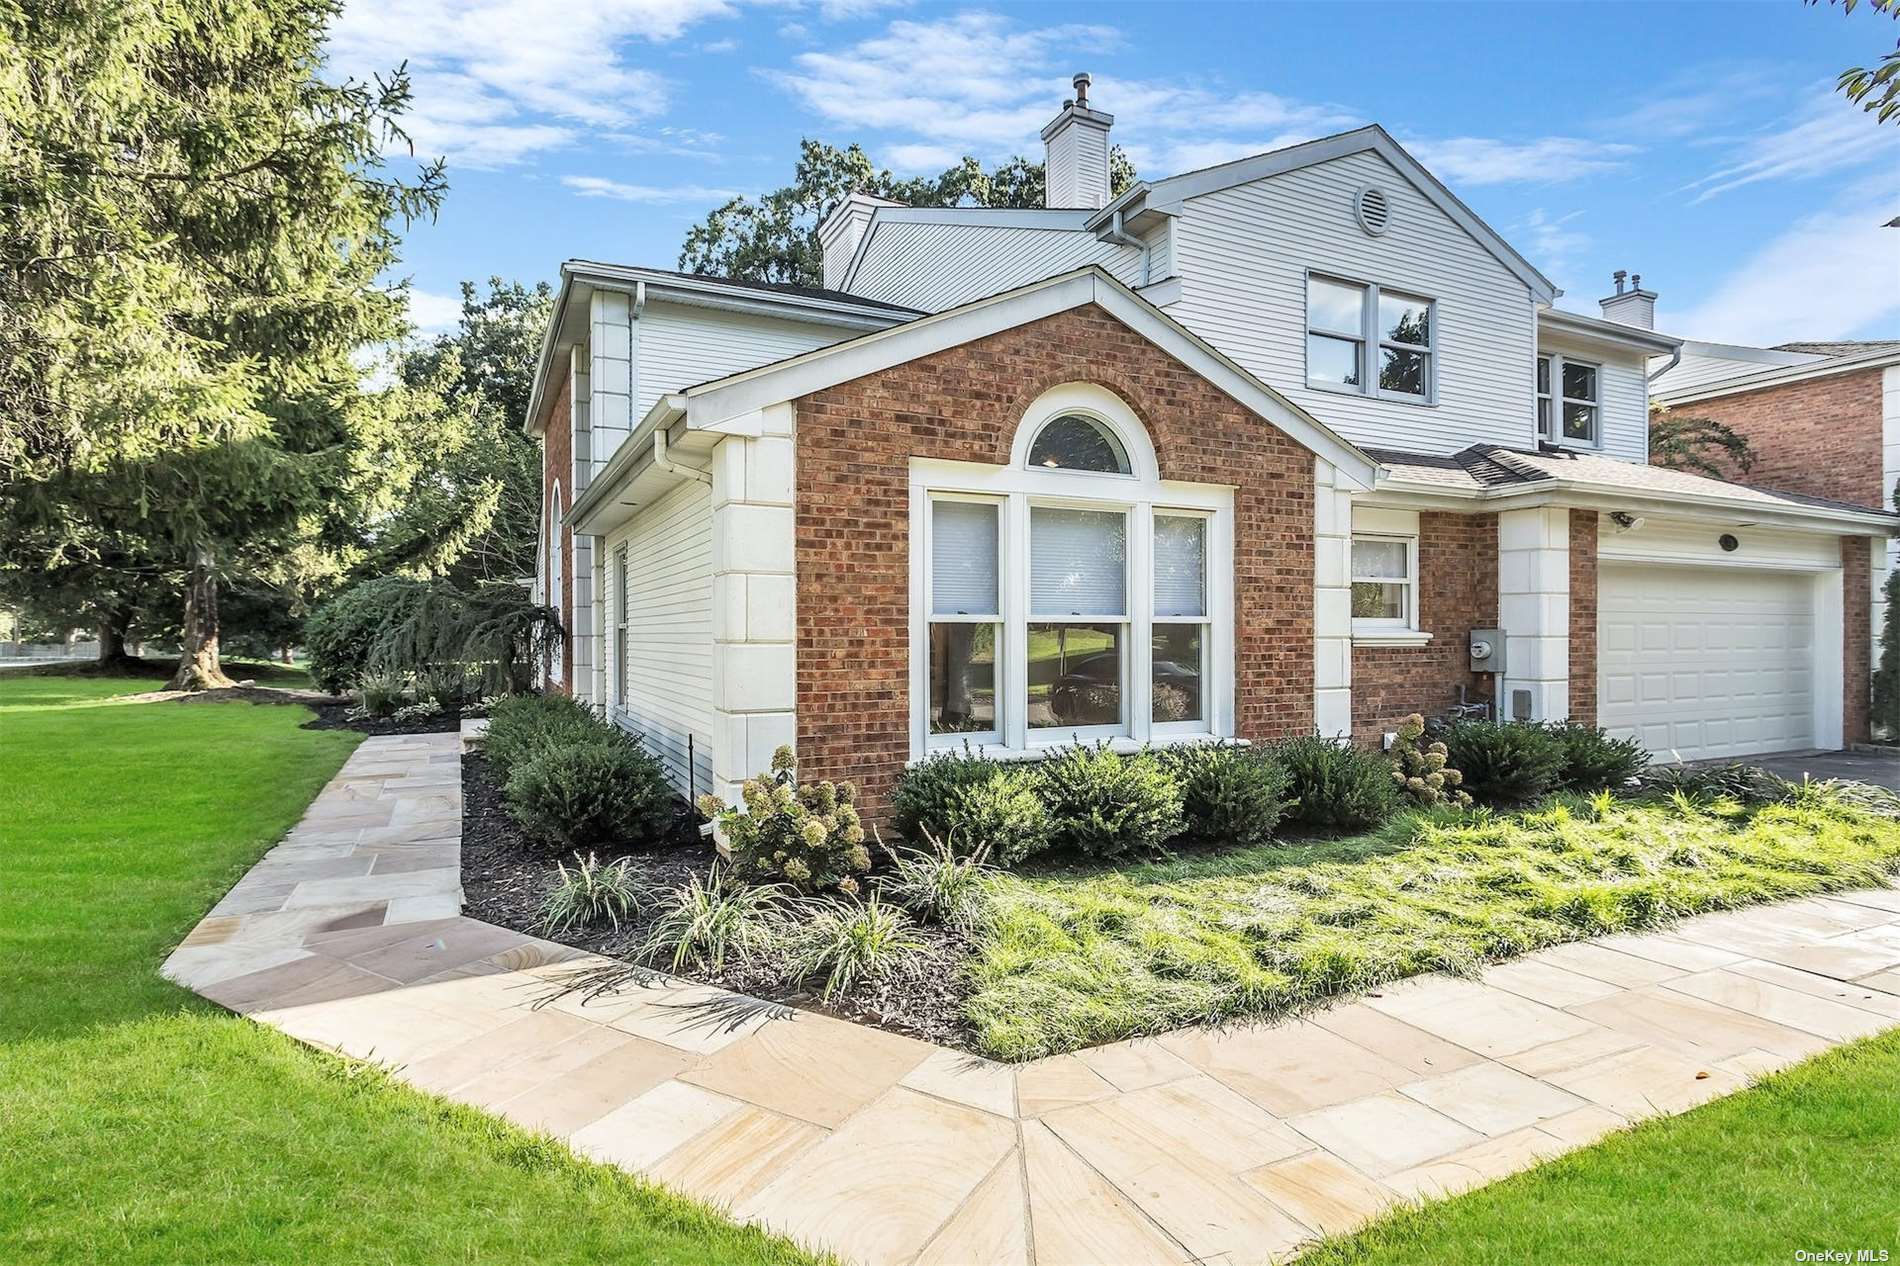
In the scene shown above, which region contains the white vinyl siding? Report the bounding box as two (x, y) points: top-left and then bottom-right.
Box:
(1141, 217), (1174, 282)
(848, 221), (1141, 312)
(634, 302), (850, 420)
(1538, 333), (1650, 462)
(603, 478), (715, 798)
(1168, 148), (1536, 456)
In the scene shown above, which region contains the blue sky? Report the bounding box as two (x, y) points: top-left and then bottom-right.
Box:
(327, 0), (1900, 345)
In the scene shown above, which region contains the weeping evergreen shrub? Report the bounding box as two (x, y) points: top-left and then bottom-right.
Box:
(304, 576), (560, 698)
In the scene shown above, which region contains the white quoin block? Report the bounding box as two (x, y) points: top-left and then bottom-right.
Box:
(1496, 507), (1571, 723)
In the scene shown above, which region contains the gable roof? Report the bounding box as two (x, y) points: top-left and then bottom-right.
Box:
(654, 265), (1379, 489)
(1098, 125), (1559, 304)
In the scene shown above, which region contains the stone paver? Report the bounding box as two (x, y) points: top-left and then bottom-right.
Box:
(165, 732), (1900, 1265)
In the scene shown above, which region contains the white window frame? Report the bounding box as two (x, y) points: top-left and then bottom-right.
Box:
(1150, 509), (1214, 738)
(1349, 508), (1430, 648)
(1536, 352), (1601, 448)
(548, 482), (564, 684)
(923, 492), (1005, 747)
(612, 545), (629, 707)
(908, 383), (1234, 760)
(1304, 271), (1437, 406)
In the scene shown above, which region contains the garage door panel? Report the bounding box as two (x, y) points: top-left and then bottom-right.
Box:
(1598, 564), (1815, 763)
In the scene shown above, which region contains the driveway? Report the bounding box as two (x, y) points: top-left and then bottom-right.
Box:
(1744, 748), (1900, 791)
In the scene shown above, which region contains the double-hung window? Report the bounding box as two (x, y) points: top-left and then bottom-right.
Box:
(1351, 535), (1414, 628)
(1307, 275), (1435, 403)
(1535, 354), (1600, 446)
(612, 546), (629, 707)
(1151, 513), (1209, 728)
(917, 390), (1231, 757)
(927, 497), (1002, 740)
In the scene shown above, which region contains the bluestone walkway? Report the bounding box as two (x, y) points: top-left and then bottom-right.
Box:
(165, 733), (1900, 1265)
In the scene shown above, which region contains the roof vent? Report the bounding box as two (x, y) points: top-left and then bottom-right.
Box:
(1354, 185), (1390, 236)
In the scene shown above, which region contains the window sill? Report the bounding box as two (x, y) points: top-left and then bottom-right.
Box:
(1306, 380), (1437, 408)
(1353, 628), (1433, 648)
(913, 732), (1240, 766)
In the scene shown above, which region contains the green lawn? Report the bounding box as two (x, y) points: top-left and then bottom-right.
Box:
(1303, 1028), (1900, 1265)
(967, 792), (1900, 1060)
(0, 672), (827, 1265)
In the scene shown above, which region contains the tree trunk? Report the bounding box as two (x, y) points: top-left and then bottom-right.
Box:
(95, 605), (141, 673)
(167, 547), (236, 691)
(279, 643), (294, 665)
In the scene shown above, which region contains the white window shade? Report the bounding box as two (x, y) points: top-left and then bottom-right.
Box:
(1353, 538), (1408, 580)
(1031, 507), (1126, 616)
(1154, 515), (1206, 617)
(931, 499), (999, 616)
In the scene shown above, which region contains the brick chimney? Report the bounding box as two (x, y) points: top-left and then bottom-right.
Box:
(1599, 269), (1657, 330)
(1041, 72), (1114, 209)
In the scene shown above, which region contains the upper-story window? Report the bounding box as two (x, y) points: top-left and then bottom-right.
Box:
(1306, 274), (1435, 404)
(1536, 354), (1599, 446)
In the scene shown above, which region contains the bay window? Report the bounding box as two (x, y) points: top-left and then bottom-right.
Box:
(913, 385), (1231, 757)
(1307, 273), (1436, 403)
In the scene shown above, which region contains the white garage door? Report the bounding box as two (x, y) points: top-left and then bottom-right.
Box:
(1597, 564), (1815, 762)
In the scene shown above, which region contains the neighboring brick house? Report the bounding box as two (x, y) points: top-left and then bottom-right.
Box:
(1653, 341), (1900, 685)
(527, 84), (1898, 812)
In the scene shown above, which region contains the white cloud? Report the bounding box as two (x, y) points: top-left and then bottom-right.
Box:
(1682, 93), (1900, 203)
(815, 0), (910, 18)
(1664, 197), (1900, 344)
(1595, 66), (1785, 142)
(403, 287), (466, 332)
(1518, 208), (1589, 279)
(563, 174), (743, 203)
(328, 0), (746, 167)
(701, 37), (739, 52)
(1403, 137), (1638, 186)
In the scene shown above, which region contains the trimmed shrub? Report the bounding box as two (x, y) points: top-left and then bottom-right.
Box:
(505, 738), (672, 853)
(1388, 714), (1472, 809)
(1037, 744), (1184, 859)
(1160, 743), (1294, 848)
(481, 693), (602, 779)
(304, 576), (427, 694)
(946, 768), (1052, 865)
(1274, 735), (1401, 832)
(1542, 721), (1649, 791)
(891, 748), (1002, 843)
(1438, 719), (1566, 804)
(699, 745), (871, 895)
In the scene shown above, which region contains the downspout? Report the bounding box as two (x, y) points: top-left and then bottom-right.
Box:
(652, 428), (712, 486)
(1646, 346), (1681, 384)
(1100, 209), (1150, 287)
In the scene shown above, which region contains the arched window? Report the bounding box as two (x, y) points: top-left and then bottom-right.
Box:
(1027, 413), (1131, 475)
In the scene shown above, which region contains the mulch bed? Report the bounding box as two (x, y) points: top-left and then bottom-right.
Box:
(299, 699), (466, 736)
(458, 750), (977, 1050)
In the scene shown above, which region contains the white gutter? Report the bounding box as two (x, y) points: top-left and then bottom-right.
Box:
(1647, 346), (1682, 385)
(652, 427), (711, 486)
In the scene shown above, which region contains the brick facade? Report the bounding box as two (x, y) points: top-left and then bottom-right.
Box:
(1351, 512), (1498, 742)
(540, 375), (574, 692)
(1567, 509), (1599, 726)
(793, 304), (1317, 815)
(1671, 369), (1886, 510)
(1846, 535), (1872, 744)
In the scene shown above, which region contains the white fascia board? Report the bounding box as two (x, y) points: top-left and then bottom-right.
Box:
(1537, 308), (1682, 357)
(1141, 125), (1558, 304)
(521, 268), (584, 436)
(1370, 474), (1899, 536)
(678, 265), (1381, 492)
(1654, 346), (1900, 406)
(569, 260), (917, 327)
